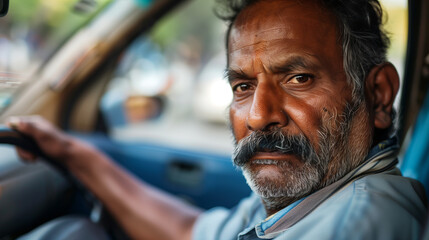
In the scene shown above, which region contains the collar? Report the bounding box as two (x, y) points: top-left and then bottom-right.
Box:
(245, 137), (399, 239)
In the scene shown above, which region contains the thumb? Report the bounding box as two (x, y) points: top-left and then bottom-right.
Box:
(6, 118), (38, 162)
(6, 116), (22, 130)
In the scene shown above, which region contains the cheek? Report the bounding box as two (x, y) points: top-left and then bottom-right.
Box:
(229, 102), (250, 142)
(286, 90), (348, 143)
(287, 100), (322, 143)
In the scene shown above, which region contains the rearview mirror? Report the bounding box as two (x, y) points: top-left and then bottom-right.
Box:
(0, 0), (8, 17)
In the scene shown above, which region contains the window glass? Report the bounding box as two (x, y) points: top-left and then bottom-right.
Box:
(380, 0), (408, 109)
(382, 0), (408, 74)
(0, 0), (112, 112)
(102, 0), (233, 154)
(102, 0), (408, 154)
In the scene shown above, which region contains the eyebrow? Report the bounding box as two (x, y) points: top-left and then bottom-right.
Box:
(225, 56), (318, 83)
(269, 56), (317, 74)
(225, 68), (254, 83)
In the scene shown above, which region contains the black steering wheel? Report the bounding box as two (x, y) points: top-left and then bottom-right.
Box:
(0, 125), (68, 174)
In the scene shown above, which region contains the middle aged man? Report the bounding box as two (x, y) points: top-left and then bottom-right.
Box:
(10, 0), (427, 239)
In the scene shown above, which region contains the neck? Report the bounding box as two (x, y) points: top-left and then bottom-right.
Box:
(261, 196), (301, 216)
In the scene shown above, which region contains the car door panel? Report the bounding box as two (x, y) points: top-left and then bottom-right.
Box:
(75, 133), (251, 209)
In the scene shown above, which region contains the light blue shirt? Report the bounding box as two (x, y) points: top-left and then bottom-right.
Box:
(193, 139), (427, 240)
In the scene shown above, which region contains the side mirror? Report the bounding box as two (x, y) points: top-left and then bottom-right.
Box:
(0, 0), (8, 17)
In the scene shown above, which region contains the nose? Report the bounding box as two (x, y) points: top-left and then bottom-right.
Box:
(246, 81), (288, 131)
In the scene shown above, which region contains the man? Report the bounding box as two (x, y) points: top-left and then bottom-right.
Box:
(9, 0), (426, 239)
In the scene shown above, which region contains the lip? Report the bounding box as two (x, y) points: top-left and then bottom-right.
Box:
(250, 151), (294, 162)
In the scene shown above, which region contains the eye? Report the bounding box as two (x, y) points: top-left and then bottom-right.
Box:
(288, 74), (313, 84)
(232, 83), (253, 93)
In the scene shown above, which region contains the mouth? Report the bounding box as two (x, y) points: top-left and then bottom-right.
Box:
(250, 150), (297, 165)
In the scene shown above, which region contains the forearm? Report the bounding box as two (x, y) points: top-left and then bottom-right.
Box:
(7, 116), (200, 239)
(65, 139), (202, 240)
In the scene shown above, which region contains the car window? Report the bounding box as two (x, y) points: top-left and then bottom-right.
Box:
(101, 0), (233, 154)
(101, 0), (408, 155)
(0, 0), (112, 113)
(381, 0), (408, 109)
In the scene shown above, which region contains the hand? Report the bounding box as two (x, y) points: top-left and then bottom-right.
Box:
(6, 115), (91, 166)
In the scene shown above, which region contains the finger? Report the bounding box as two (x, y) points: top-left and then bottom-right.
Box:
(7, 116), (53, 140)
(6, 116), (22, 130)
(16, 147), (37, 161)
(8, 116), (73, 160)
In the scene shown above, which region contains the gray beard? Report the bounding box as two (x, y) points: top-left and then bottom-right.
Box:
(242, 160), (323, 211)
(233, 101), (372, 212)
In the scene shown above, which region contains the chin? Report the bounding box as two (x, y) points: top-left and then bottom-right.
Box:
(242, 162), (322, 199)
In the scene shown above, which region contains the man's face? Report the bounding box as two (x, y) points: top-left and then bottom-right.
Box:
(228, 0), (373, 204)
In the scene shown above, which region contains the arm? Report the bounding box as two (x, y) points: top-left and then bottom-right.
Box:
(8, 116), (202, 240)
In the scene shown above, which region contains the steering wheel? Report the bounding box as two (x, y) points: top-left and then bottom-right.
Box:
(0, 125), (68, 174)
(0, 125), (121, 238)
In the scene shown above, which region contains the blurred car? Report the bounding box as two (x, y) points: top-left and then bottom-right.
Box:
(0, 0), (426, 239)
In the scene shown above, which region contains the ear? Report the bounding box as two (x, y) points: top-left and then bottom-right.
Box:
(365, 63), (400, 130)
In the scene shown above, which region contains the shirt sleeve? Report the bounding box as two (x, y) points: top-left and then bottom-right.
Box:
(192, 193), (264, 240)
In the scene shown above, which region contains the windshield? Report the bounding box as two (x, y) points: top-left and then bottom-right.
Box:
(0, 0), (112, 112)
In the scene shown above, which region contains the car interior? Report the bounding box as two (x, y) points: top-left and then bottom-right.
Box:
(0, 0), (426, 239)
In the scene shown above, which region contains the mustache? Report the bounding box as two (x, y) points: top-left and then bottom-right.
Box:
(232, 130), (319, 167)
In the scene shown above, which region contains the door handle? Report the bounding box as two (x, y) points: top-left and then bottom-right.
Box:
(166, 160), (202, 188)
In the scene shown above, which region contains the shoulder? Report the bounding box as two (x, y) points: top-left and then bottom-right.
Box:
(334, 172), (426, 239)
(356, 171), (427, 210)
(277, 172), (427, 240)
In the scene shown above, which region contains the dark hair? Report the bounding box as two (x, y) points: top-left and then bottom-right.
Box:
(216, 0), (396, 136)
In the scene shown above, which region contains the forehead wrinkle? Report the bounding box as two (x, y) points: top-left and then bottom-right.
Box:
(230, 17), (335, 55)
(255, 57), (271, 75)
(254, 27), (293, 39)
(229, 40), (270, 57)
(229, 28), (294, 53)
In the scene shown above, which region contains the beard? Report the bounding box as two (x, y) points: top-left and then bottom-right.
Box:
(234, 131), (326, 199)
(231, 100), (373, 211)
